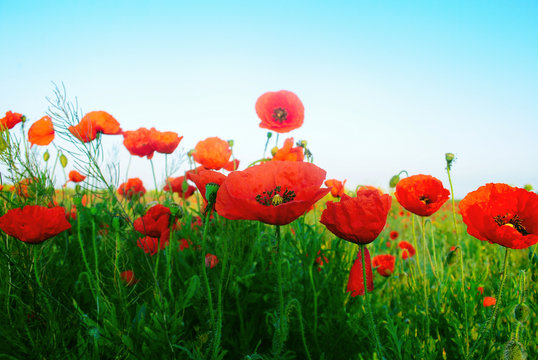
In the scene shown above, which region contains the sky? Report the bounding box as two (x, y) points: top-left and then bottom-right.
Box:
(1, 0), (537, 198)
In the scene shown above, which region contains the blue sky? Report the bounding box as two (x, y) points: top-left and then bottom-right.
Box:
(1, 1), (537, 198)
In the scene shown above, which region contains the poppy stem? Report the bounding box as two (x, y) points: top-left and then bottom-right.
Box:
(360, 244), (383, 359)
(307, 260), (320, 353)
(421, 217), (430, 350)
(412, 215), (423, 277)
(466, 247), (510, 360)
(275, 224), (286, 352)
(149, 158), (160, 200)
(446, 160), (469, 356)
(200, 209), (215, 329)
(513, 270), (525, 342)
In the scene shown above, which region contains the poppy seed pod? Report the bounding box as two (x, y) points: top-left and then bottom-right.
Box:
(43, 150), (50, 162)
(60, 154), (68, 168)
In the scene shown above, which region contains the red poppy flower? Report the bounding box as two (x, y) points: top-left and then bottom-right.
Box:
(66, 206), (77, 221)
(315, 251), (329, 272)
(255, 90), (304, 133)
(320, 190), (392, 244)
(216, 161), (329, 225)
(186, 170), (227, 204)
(347, 248), (374, 297)
(69, 116), (97, 142)
(458, 183), (538, 249)
(12, 177), (37, 198)
(28, 116), (54, 147)
(272, 137), (304, 161)
(192, 137), (232, 170)
(134, 204), (171, 237)
(205, 253), (219, 268)
(372, 254), (395, 277)
(149, 128), (183, 154)
(477, 286), (484, 295)
(395, 175), (450, 217)
(137, 234), (170, 256)
(223, 159), (240, 172)
(117, 178), (146, 199)
(398, 241), (416, 259)
(163, 176), (196, 198)
(325, 179), (346, 198)
(179, 238), (190, 251)
(84, 111), (122, 135)
(0, 111), (24, 130)
(389, 230), (399, 240)
(483, 296), (496, 307)
(122, 128), (155, 159)
(120, 270), (139, 285)
(66, 170), (86, 185)
(0, 205), (71, 244)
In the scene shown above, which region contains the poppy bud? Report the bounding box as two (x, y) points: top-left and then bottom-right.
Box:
(43, 150), (50, 162)
(205, 183), (220, 206)
(75, 184), (82, 194)
(21, 115), (27, 123)
(445, 246), (459, 266)
(169, 203), (183, 218)
(523, 184), (533, 192)
(181, 179), (189, 194)
(60, 154), (68, 168)
(271, 146), (278, 156)
(187, 149), (195, 157)
(513, 303), (530, 323)
(228, 139), (234, 147)
(298, 140), (307, 148)
(503, 340), (527, 360)
(266, 131), (273, 139)
(445, 153), (455, 170)
(389, 175), (400, 188)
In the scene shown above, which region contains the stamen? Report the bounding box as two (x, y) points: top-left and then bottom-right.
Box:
(493, 214), (529, 235)
(255, 185), (296, 206)
(419, 195), (431, 205)
(272, 107), (288, 123)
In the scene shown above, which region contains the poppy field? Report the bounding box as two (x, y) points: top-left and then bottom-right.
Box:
(0, 88), (537, 360)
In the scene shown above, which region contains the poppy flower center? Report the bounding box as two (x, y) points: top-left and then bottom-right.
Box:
(272, 107), (288, 123)
(255, 185), (296, 206)
(419, 195), (431, 205)
(493, 214), (528, 235)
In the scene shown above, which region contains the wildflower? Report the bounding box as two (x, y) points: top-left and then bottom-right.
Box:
(186, 170), (226, 212)
(0, 111), (24, 130)
(459, 183), (538, 249)
(372, 254), (395, 277)
(315, 250), (329, 272)
(137, 234), (170, 256)
(347, 248), (374, 297)
(0, 205), (71, 244)
(163, 176), (196, 199)
(255, 90), (304, 133)
(395, 174), (450, 217)
(477, 286), (484, 295)
(205, 253), (219, 268)
(483, 296), (496, 307)
(179, 238), (190, 251)
(320, 190), (392, 244)
(64, 170), (86, 187)
(398, 241), (416, 259)
(272, 138), (304, 161)
(122, 128), (155, 159)
(389, 230), (399, 240)
(28, 116), (54, 147)
(223, 159), (240, 171)
(149, 127), (183, 154)
(216, 161), (329, 225)
(120, 270), (139, 286)
(117, 178), (146, 199)
(325, 179), (346, 198)
(192, 137), (232, 170)
(133, 204), (171, 238)
(69, 110), (121, 142)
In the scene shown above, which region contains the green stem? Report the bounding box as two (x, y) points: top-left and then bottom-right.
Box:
(307, 262), (320, 352)
(150, 158), (160, 200)
(412, 215), (423, 277)
(212, 224), (227, 359)
(360, 244), (383, 359)
(276, 225), (285, 349)
(200, 210), (215, 327)
(514, 270), (525, 342)
(421, 217), (430, 347)
(466, 247), (510, 359)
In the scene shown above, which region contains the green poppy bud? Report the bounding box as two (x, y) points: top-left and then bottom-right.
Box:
(271, 146), (278, 156)
(60, 154), (68, 168)
(43, 150), (50, 162)
(513, 304), (530, 323)
(228, 139), (234, 147)
(181, 179), (189, 194)
(266, 131), (273, 139)
(299, 140), (307, 147)
(389, 175), (400, 188)
(445, 153), (455, 163)
(445, 247), (459, 266)
(503, 340), (527, 360)
(205, 183), (219, 205)
(187, 149), (195, 157)
(523, 184), (533, 192)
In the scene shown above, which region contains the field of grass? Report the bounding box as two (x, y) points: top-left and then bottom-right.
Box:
(0, 92), (536, 360)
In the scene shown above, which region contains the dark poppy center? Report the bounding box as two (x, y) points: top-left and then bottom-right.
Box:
(419, 195), (431, 205)
(272, 107), (288, 123)
(493, 214), (529, 235)
(255, 185), (296, 206)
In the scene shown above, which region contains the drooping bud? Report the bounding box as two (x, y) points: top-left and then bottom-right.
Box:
(445, 246), (459, 266)
(187, 149), (195, 157)
(389, 174), (400, 188)
(43, 150), (50, 162)
(271, 146), (278, 157)
(60, 154), (68, 168)
(513, 303), (530, 323)
(503, 340), (527, 360)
